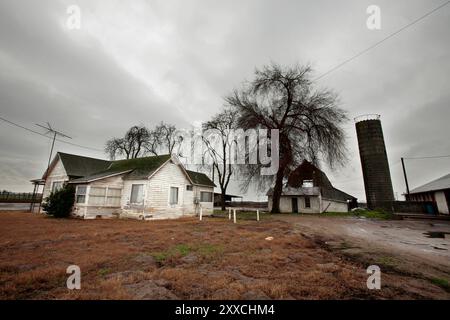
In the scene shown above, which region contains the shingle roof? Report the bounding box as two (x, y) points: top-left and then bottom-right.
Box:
(321, 187), (357, 202)
(267, 160), (357, 201)
(410, 173), (450, 194)
(186, 170), (216, 187)
(66, 154), (215, 187)
(287, 160), (333, 189)
(110, 154), (171, 180)
(70, 154), (171, 183)
(44, 152), (111, 179)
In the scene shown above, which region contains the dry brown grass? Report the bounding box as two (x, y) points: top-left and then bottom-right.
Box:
(0, 211), (447, 299)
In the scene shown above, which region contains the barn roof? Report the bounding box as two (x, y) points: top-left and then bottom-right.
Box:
(287, 160), (333, 189)
(266, 186), (320, 196)
(267, 160), (356, 201)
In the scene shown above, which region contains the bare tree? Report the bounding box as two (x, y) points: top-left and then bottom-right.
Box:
(145, 129), (161, 156)
(156, 122), (180, 154)
(145, 122), (181, 156)
(225, 63), (348, 213)
(105, 125), (150, 160)
(202, 107), (239, 210)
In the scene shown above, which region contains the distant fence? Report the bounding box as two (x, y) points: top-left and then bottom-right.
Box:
(0, 192), (42, 203)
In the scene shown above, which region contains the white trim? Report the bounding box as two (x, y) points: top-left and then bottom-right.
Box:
(68, 170), (132, 184)
(147, 156), (173, 180)
(199, 190), (213, 203)
(43, 153), (63, 180)
(171, 154), (195, 185)
(51, 179), (66, 193)
(75, 185), (88, 204)
(168, 185), (180, 207)
(130, 183), (144, 205)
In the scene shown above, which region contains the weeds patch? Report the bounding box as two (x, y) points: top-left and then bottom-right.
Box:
(151, 243), (223, 264)
(431, 278), (450, 292)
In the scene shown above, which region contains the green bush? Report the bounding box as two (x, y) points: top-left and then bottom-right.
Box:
(42, 185), (75, 218)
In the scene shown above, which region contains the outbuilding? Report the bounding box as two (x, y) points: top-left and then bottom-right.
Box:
(267, 160), (357, 213)
(406, 173), (450, 215)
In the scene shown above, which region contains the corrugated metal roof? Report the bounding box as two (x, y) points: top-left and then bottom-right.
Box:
(410, 173), (450, 194)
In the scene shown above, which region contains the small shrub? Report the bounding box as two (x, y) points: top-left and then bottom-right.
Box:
(42, 185), (75, 218)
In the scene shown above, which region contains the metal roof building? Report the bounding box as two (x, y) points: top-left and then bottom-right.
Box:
(407, 173), (450, 215)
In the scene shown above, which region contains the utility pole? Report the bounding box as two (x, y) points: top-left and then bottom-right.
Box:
(35, 123), (72, 212)
(401, 157), (410, 198)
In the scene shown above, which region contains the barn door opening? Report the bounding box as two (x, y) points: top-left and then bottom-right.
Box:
(292, 198), (298, 213)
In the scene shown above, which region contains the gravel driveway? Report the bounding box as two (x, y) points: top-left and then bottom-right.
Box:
(274, 214), (450, 281)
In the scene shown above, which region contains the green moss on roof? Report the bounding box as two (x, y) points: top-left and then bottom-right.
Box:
(69, 154), (171, 183)
(57, 152), (111, 178)
(109, 154), (171, 180)
(186, 170), (216, 187)
(64, 153), (215, 186)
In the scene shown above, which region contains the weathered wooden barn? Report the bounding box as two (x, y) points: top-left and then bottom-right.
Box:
(267, 160), (357, 213)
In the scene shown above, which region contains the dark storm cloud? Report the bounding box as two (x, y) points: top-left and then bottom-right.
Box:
(0, 0), (449, 201)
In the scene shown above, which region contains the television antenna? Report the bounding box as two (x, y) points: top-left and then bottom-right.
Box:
(36, 122), (72, 181)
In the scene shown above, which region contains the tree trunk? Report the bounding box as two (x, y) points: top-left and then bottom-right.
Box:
(271, 167), (285, 213)
(220, 189), (226, 211)
(271, 133), (292, 213)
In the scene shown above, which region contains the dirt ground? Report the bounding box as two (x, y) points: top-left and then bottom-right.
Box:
(275, 215), (450, 293)
(0, 211), (449, 300)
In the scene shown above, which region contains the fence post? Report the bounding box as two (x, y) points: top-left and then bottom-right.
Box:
(228, 208), (231, 220)
(199, 207), (203, 221)
(257, 209), (259, 221)
(233, 209), (236, 224)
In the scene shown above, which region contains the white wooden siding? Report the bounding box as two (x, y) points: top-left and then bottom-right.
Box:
(43, 154), (214, 220)
(72, 174), (125, 218)
(42, 157), (68, 199)
(146, 162), (190, 216)
(269, 195), (347, 213)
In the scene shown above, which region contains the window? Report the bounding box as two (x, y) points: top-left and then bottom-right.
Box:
(51, 181), (64, 193)
(130, 184), (144, 204)
(304, 196), (311, 208)
(106, 188), (121, 207)
(170, 187), (179, 205)
(76, 186), (87, 204)
(302, 180), (314, 188)
(186, 185), (193, 191)
(200, 191), (212, 202)
(88, 187), (106, 206)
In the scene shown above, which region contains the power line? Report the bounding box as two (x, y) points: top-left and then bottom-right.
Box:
(0, 115), (103, 152)
(404, 154), (450, 160)
(314, 1), (450, 81)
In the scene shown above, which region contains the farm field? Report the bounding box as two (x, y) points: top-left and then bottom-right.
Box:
(0, 211), (449, 299)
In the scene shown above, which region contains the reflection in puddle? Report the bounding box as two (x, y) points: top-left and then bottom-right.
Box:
(423, 231), (450, 239)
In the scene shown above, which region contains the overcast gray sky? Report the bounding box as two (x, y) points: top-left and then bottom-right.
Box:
(0, 0), (449, 201)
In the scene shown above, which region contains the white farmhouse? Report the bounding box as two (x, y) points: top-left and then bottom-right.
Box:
(39, 152), (215, 220)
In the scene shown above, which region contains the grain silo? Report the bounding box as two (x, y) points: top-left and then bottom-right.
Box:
(355, 115), (394, 211)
